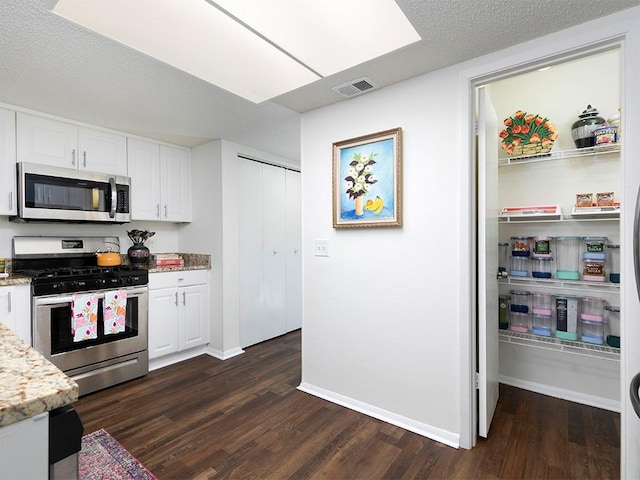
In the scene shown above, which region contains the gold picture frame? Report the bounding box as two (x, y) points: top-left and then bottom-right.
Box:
(332, 127), (402, 228)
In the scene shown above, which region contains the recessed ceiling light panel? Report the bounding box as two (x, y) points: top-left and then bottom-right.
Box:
(52, 0), (321, 103)
(212, 0), (422, 76)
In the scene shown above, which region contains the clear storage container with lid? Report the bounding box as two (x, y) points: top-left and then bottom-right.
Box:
(510, 256), (530, 277)
(581, 297), (606, 322)
(582, 236), (607, 260)
(509, 311), (530, 333)
(532, 292), (553, 316)
(510, 290), (531, 313)
(605, 305), (620, 348)
(555, 236), (581, 280)
(606, 244), (620, 283)
(583, 258), (606, 282)
(532, 257), (553, 278)
(581, 320), (605, 345)
(511, 236), (531, 257)
(532, 236), (553, 258)
(532, 314), (552, 337)
(498, 243), (509, 277)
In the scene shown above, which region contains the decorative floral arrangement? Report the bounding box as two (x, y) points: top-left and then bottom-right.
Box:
(344, 152), (378, 199)
(499, 110), (558, 155)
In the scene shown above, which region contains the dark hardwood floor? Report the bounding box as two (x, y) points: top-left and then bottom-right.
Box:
(74, 330), (620, 479)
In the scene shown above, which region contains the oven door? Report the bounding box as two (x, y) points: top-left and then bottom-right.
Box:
(33, 286), (148, 373)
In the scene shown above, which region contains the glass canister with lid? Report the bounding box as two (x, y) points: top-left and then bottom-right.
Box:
(532, 236), (553, 259)
(511, 236), (532, 257)
(582, 236), (607, 260)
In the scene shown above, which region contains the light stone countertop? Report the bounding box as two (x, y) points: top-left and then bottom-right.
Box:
(0, 324), (78, 427)
(0, 274), (31, 287)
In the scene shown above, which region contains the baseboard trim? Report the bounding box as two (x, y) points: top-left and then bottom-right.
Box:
(206, 346), (245, 360)
(149, 347), (208, 371)
(297, 382), (460, 448)
(499, 375), (620, 412)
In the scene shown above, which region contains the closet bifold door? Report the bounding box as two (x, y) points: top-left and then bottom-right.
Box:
(238, 158), (287, 348)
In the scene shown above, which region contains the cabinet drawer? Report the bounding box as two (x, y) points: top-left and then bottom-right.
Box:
(149, 269), (207, 289)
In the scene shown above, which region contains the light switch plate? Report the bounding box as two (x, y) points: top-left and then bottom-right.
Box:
(314, 239), (329, 257)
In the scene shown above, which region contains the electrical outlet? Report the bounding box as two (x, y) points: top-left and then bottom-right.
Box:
(314, 239), (329, 257)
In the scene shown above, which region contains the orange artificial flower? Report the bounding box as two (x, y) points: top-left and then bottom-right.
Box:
(520, 125), (531, 134)
(499, 130), (509, 138)
(515, 110), (524, 118)
(529, 133), (541, 143)
(504, 118), (513, 126)
(525, 114), (534, 123)
(511, 125), (522, 134)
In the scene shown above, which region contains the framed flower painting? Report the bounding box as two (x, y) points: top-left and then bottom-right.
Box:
(332, 127), (402, 228)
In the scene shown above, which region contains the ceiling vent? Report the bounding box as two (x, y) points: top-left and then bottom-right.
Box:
(332, 76), (377, 98)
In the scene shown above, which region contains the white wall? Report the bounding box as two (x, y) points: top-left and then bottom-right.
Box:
(301, 66), (463, 445)
(300, 7), (640, 449)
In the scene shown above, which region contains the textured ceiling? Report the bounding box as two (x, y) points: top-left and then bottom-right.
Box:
(1, 0), (638, 162)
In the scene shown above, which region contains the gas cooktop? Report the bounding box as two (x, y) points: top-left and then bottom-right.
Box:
(12, 236), (149, 296)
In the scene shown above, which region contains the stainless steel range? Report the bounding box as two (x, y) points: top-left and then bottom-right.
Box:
(12, 236), (149, 395)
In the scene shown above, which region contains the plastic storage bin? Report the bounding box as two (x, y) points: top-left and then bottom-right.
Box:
(606, 244), (620, 283)
(532, 314), (552, 337)
(509, 311), (530, 333)
(532, 292), (553, 316)
(510, 256), (530, 277)
(581, 320), (605, 345)
(555, 236), (581, 280)
(511, 236), (531, 257)
(510, 290), (531, 313)
(581, 297), (606, 322)
(531, 257), (553, 278)
(605, 305), (620, 347)
(532, 236), (553, 258)
(499, 295), (510, 330)
(555, 295), (579, 341)
(583, 259), (606, 282)
(582, 236), (607, 260)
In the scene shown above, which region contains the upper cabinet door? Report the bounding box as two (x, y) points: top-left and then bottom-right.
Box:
(78, 127), (127, 176)
(285, 170), (302, 332)
(128, 138), (162, 221)
(17, 112), (78, 169)
(160, 145), (191, 222)
(0, 108), (17, 215)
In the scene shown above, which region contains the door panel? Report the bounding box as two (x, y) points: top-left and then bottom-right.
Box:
(477, 86), (500, 438)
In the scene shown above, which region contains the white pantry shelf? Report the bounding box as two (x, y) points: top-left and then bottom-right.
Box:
(498, 277), (620, 294)
(499, 329), (620, 362)
(498, 143), (620, 167)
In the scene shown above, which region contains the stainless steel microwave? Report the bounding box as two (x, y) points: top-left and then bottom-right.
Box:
(15, 162), (131, 223)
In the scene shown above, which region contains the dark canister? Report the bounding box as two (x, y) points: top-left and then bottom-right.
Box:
(571, 105), (605, 148)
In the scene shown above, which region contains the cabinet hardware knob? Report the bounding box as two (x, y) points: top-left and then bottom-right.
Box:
(183, 291), (186, 305)
(71, 149), (76, 166)
(294, 249), (298, 254)
(273, 249), (278, 255)
(174, 292), (178, 306)
(8, 192), (12, 210)
(164, 205), (168, 218)
(7, 291), (11, 313)
(156, 204), (160, 218)
(83, 151), (87, 167)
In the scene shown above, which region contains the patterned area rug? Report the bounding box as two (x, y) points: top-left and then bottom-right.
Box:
(80, 429), (157, 480)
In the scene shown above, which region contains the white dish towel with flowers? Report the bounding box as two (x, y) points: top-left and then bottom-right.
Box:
(103, 289), (127, 334)
(72, 293), (98, 342)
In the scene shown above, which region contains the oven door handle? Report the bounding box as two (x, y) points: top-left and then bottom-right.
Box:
(34, 287), (148, 306)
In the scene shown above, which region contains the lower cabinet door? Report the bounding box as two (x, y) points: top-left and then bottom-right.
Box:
(179, 284), (208, 351)
(148, 287), (179, 359)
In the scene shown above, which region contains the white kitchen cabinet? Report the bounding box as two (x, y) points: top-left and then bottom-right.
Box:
(0, 108), (17, 215)
(0, 284), (32, 345)
(148, 270), (208, 360)
(238, 158), (301, 347)
(128, 138), (191, 222)
(16, 112), (127, 175)
(0, 412), (48, 480)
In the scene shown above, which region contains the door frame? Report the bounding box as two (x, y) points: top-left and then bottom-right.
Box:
(457, 10), (640, 455)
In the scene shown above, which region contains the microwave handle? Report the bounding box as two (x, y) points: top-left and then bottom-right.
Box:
(109, 177), (117, 218)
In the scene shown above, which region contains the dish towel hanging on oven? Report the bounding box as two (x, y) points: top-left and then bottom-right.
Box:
(72, 293), (98, 342)
(103, 289), (127, 334)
